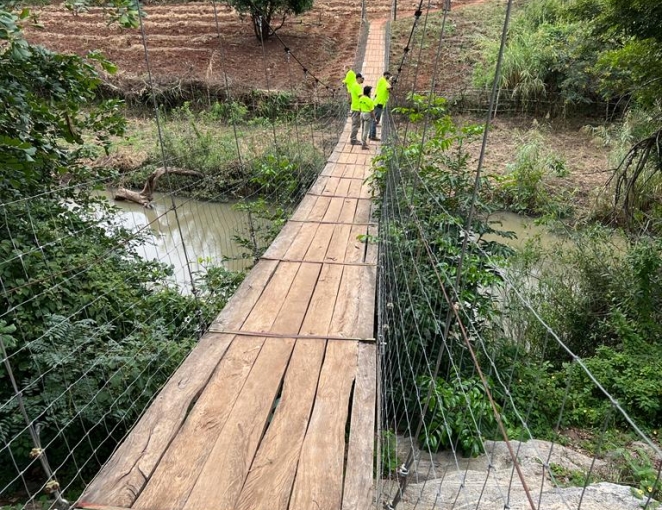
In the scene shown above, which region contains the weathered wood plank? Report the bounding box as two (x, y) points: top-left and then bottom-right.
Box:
(132, 262), (300, 510)
(348, 178), (363, 198)
(182, 263), (321, 510)
(290, 194), (317, 222)
(236, 264), (344, 510)
(283, 222), (319, 260)
(321, 176), (341, 196)
(354, 199), (373, 224)
(288, 340), (358, 510)
(365, 224), (379, 264)
(338, 198), (358, 223)
(76, 505), (132, 510)
(304, 223), (335, 262)
(261, 222), (302, 261)
(342, 343), (377, 510)
(308, 175), (330, 195)
(325, 224), (352, 263)
(334, 177), (352, 197)
(322, 197), (345, 223)
(360, 179), (374, 199)
(208, 259), (279, 331)
(79, 260), (279, 508)
(332, 264), (376, 338)
(345, 224), (369, 264)
(307, 195), (332, 222)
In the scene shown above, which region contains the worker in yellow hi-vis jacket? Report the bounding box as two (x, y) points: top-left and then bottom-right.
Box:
(358, 85), (376, 150)
(349, 73), (364, 145)
(370, 71), (392, 141)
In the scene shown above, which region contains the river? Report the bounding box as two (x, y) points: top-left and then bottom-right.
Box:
(101, 188), (560, 291)
(98, 190), (254, 290)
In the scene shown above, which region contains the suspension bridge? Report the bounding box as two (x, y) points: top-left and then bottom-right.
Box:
(73, 20), (386, 510)
(2, 0), (662, 508)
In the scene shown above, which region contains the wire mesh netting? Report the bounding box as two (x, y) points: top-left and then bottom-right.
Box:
(373, 0), (662, 509)
(0, 2), (352, 507)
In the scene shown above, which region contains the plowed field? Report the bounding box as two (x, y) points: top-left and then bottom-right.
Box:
(23, 0), (413, 94)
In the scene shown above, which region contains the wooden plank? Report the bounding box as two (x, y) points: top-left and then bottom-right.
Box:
(324, 224), (352, 263)
(261, 221), (302, 261)
(331, 265), (376, 338)
(288, 341), (358, 510)
(236, 264), (344, 510)
(209, 259), (279, 332)
(320, 162), (336, 176)
(132, 334), (264, 510)
(79, 260), (279, 508)
(327, 163), (345, 178)
(348, 178), (363, 198)
(345, 224), (369, 264)
(322, 197), (345, 223)
(342, 342), (377, 510)
(334, 177), (352, 197)
(308, 175), (330, 195)
(354, 199), (373, 224)
(365, 224), (379, 264)
(338, 198), (359, 223)
(307, 195), (332, 222)
(304, 223), (335, 262)
(321, 176), (341, 196)
(283, 222), (319, 260)
(132, 263), (300, 510)
(182, 263), (322, 510)
(354, 163), (370, 180)
(359, 180), (374, 199)
(76, 505), (132, 510)
(290, 194), (317, 221)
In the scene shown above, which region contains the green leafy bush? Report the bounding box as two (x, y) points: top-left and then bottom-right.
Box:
(417, 376), (500, 457)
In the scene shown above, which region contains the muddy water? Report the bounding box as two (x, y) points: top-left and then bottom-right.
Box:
(98, 190), (253, 290)
(486, 211), (560, 250)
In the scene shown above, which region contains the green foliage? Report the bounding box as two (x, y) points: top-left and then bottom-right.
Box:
(494, 129), (570, 217)
(376, 93), (514, 453)
(590, 105), (662, 230)
(124, 117), (325, 201)
(500, 229), (662, 431)
(0, 10), (242, 496)
(376, 430), (399, 477)
(611, 446), (662, 501)
(232, 198), (287, 262)
(0, 9), (125, 198)
(474, 0), (662, 109)
(417, 376), (500, 457)
(549, 462), (595, 487)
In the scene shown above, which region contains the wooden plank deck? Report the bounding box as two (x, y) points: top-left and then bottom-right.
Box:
(77, 19), (385, 510)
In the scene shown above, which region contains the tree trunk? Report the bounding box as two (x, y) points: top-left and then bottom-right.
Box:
(251, 11), (274, 41)
(114, 167), (203, 208)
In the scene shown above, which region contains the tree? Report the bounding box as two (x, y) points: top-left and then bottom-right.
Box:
(224, 0), (314, 41)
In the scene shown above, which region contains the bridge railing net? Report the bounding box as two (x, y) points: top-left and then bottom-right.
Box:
(374, 1), (662, 509)
(0, 3), (350, 508)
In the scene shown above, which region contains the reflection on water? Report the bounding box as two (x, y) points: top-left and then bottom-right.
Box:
(97, 190), (253, 290)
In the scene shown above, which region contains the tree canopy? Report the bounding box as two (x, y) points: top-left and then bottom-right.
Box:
(226, 0), (314, 41)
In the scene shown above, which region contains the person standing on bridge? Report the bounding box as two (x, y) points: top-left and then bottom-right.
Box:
(358, 85), (376, 150)
(349, 73), (364, 145)
(370, 71), (392, 141)
(343, 68), (356, 95)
